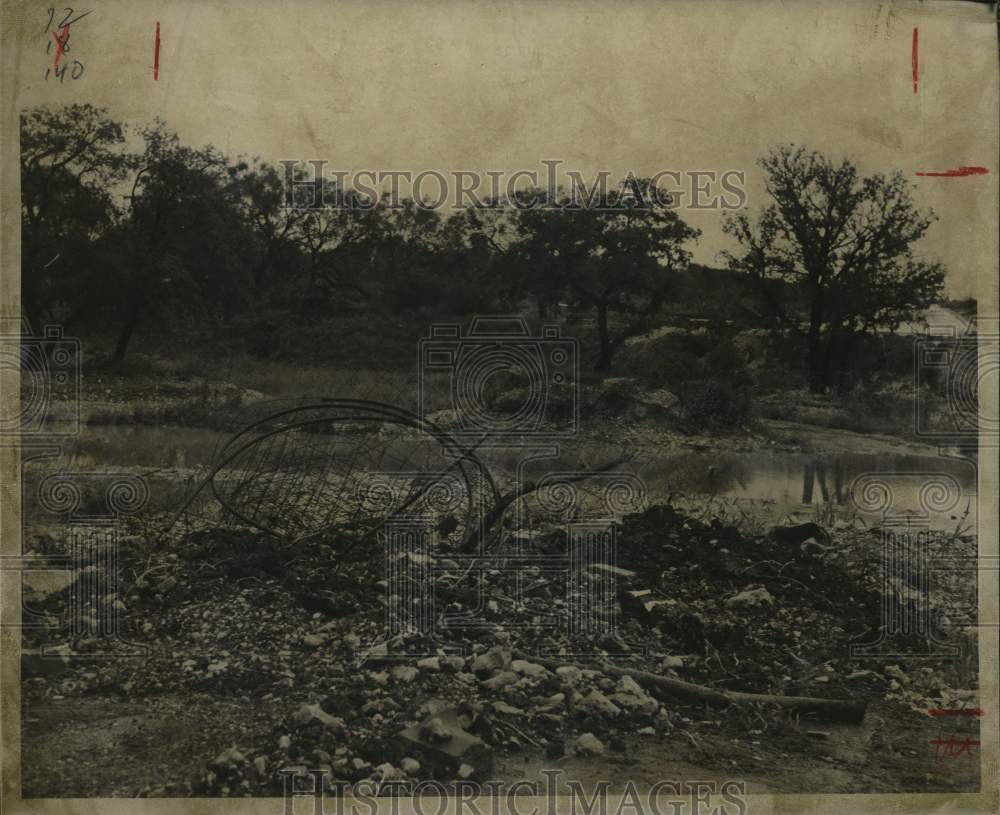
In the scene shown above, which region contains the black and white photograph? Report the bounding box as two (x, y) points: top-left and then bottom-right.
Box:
(1, 1), (997, 813)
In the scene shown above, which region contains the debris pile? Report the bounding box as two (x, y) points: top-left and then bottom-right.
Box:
(21, 502), (980, 796)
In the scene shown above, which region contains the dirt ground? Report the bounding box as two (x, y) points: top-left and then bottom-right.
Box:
(20, 691), (982, 796)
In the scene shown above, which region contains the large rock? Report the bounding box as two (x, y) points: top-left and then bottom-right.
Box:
(724, 587), (774, 608)
(481, 671), (519, 691)
(441, 656), (467, 673)
(211, 747), (247, 770)
(419, 717), (453, 743)
(391, 665), (419, 683)
(574, 733), (605, 756)
(635, 389), (680, 417)
(588, 564), (638, 583)
(573, 689), (621, 718)
(510, 659), (548, 678)
(293, 703), (345, 733)
(471, 646), (512, 675)
(374, 762), (406, 782)
(396, 708), (493, 778)
(611, 675), (659, 715)
(555, 665), (584, 685)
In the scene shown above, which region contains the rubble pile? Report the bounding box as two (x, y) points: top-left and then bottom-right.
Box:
(21, 502), (979, 796)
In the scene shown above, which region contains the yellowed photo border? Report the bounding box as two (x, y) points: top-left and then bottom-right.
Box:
(1, 1), (997, 813)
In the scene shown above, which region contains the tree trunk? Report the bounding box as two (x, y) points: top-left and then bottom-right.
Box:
(21, 250), (45, 335)
(806, 288), (826, 393)
(834, 332), (855, 394)
(816, 463), (830, 502)
(821, 328), (842, 392)
(113, 313), (140, 362)
(802, 463), (815, 504)
(807, 343), (825, 393)
(595, 301), (612, 372)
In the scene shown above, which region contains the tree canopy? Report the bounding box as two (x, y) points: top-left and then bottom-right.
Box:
(21, 108), (942, 385)
(723, 145), (945, 392)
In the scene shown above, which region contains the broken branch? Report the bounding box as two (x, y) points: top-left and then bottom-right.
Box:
(514, 652), (866, 724)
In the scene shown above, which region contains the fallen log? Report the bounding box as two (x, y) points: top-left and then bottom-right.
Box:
(514, 651), (866, 724)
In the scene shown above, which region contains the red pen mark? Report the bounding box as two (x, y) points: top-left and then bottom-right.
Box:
(52, 24), (70, 71)
(912, 27), (918, 93)
(928, 708), (985, 717)
(154, 21), (160, 80)
(930, 734), (980, 759)
(915, 166), (990, 178)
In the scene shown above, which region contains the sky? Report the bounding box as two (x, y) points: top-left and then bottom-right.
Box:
(9, 0), (998, 299)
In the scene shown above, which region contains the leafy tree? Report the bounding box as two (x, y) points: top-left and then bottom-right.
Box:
(274, 176), (391, 316)
(431, 200), (516, 313)
(509, 180), (699, 371)
(574, 179), (699, 371)
(506, 189), (591, 319)
(231, 160), (309, 299)
(20, 104), (128, 331)
(723, 145), (945, 392)
(106, 122), (255, 360)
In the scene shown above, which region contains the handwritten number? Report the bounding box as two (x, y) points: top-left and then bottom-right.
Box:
(42, 8), (90, 82)
(54, 29), (70, 54)
(42, 7), (93, 32)
(59, 8), (92, 27)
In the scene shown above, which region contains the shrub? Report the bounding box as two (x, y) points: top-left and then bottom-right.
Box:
(676, 375), (754, 431)
(616, 330), (712, 388)
(837, 382), (907, 434)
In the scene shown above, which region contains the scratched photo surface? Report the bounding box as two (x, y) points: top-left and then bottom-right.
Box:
(1, 0), (998, 810)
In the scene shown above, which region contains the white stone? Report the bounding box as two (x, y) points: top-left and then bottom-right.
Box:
(574, 733), (605, 755)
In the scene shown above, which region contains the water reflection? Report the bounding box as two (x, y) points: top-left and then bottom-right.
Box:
(31, 424), (977, 530)
(800, 459), (847, 505)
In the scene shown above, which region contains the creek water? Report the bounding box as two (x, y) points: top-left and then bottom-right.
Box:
(26, 423), (978, 531)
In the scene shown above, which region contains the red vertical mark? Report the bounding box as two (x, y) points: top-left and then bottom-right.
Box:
(52, 25), (70, 70)
(912, 27), (919, 93)
(154, 21), (160, 80)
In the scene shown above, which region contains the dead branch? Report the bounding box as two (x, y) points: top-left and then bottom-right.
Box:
(514, 651), (866, 724)
(459, 455), (634, 553)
